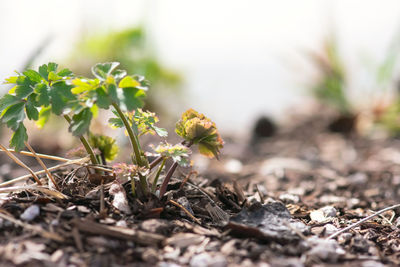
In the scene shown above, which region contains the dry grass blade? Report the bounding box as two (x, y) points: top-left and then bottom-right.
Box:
(24, 141), (59, 191)
(327, 203), (400, 240)
(0, 210), (64, 242)
(0, 143), (42, 185)
(169, 199), (201, 224)
(0, 148), (70, 162)
(0, 185), (69, 199)
(0, 157), (90, 188)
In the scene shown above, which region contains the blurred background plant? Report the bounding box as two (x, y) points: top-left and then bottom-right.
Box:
(65, 26), (182, 117)
(308, 35), (352, 115)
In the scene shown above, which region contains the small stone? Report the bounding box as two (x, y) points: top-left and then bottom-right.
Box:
(189, 253), (227, 267)
(323, 224), (338, 236)
(338, 233), (352, 244)
(321, 206), (337, 217)
(307, 237), (345, 262)
(116, 220), (127, 227)
(310, 210), (326, 223)
(224, 159), (243, 174)
(20, 205), (40, 221)
(279, 193), (300, 204)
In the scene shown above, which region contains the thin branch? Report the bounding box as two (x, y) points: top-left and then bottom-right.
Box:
(0, 148), (70, 162)
(24, 141), (59, 191)
(0, 143), (42, 185)
(327, 203), (400, 240)
(0, 185), (69, 199)
(0, 157), (89, 187)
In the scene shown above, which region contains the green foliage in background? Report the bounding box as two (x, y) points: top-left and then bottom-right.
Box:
(68, 27), (181, 114)
(309, 36), (351, 114)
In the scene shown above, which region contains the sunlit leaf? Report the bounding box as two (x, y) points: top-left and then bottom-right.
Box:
(2, 102), (26, 130)
(4, 76), (18, 84)
(0, 94), (21, 113)
(10, 124), (27, 151)
(92, 62), (120, 80)
(23, 69), (42, 83)
(68, 108), (92, 136)
(119, 76), (140, 88)
(36, 107), (51, 129)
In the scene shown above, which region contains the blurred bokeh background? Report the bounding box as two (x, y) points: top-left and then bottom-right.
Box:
(2, 0), (400, 139)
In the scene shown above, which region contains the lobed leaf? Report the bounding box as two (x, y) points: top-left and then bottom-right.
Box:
(10, 124), (28, 151)
(68, 108), (92, 136)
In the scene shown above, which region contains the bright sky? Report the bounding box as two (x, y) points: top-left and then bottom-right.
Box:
(1, 0), (400, 135)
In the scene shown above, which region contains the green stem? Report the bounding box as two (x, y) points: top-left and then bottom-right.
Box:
(63, 115), (99, 165)
(111, 103), (148, 194)
(152, 157), (166, 193)
(111, 103), (144, 167)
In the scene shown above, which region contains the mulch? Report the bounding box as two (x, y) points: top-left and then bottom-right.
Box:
(1, 112), (400, 266)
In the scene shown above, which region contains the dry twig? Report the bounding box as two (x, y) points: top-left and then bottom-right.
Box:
(327, 203), (400, 240)
(0, 143), (42, 185)
(0, 157), (89, 188)
(24, 141), (59, 191)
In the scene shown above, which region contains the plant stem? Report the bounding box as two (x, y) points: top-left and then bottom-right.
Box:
(152, 157), (166, 193)
(159, 161), (178, 198)
(130, 175), (136, 198)
(149, 156), (163, 170)
(111, 103), (144, 167)
(63, 115), (99, 165)
(159, 141), (193, 198)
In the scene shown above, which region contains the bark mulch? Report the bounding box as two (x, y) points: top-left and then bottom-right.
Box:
(1, 113), (400, 266)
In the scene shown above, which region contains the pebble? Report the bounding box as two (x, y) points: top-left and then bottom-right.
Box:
(279, 193), (300, 204)
(307, 237), (345, 262)
(189, 253), (227, 267)
(224, 159), (243, 174)
(20, 205), (40, 221)
(320, 206), (337, 217)
(310, 206), (337, 223)
(323, 224), (338, 236)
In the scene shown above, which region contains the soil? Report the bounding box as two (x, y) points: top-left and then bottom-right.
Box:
(1, 112), (400, 266)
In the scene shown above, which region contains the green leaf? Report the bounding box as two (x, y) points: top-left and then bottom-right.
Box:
(121, 87), (146, 111)
(48, 71), (61, 82)
(23, 69), (42, 83)
(153, 126), (168, 137)
(107, 83), (119, 103)
(91, 62), (120, 80)
(0, 94), (21, 113)
(10, 124), (28, 151)
(48, 62), (58, 72)
(35, 83), (50, 106)
(95, 87), (111, 109)
(49, 82), (75, 115)
(108, 117), (124, 128)
(38, 64), (49, 80)
(25, 101), (39, 120)
(4, 76), (18, 84)
(68, 108), (92, 136)
(1, 102), (26, 130)
(36, 107), (51, 129)
(119, 76), (140, 88)
(15, 84), (33, 99)
(112, 69), (127, 80)
(57, 68), (73, 77)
